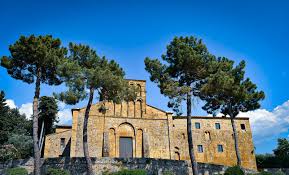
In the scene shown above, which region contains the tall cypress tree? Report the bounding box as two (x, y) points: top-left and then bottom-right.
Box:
(1, 35), (67, 175)
(38, 96), (59, 156)
(0, 91), (9, 115)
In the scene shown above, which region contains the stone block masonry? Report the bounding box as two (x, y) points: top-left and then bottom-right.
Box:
(0, 157), (259, 175)
(44, 79), (257, 171)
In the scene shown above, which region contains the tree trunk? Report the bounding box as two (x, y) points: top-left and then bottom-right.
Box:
(33, 71), (41, 175)
(230, 116), (241, 166)
(39, 121), (45, 155)
(83, 88), (95, 175)
(187, 93), (198, 175)
(39, 121), (44, 148)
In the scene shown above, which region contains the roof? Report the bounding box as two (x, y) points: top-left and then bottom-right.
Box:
(146, 104), (168, 113)
(55, 125), (72, 129)
(125, 79), (146, 82)
(172, 116), (249, 120)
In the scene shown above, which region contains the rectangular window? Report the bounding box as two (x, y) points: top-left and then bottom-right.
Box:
(60, 138), (65, 151)
(217, 144), (223, 152)
(195, 122), (201, 129)
(215, 123), (221, 130)
(197, 145), (203, 153)
(241, 124), (246, 130)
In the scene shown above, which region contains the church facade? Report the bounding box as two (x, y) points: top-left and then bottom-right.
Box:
(44, 79), (257, 170)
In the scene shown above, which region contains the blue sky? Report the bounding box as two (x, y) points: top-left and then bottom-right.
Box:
(0, 0), (289, 154)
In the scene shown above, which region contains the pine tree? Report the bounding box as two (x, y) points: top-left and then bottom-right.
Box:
(1, 35), (67, 175)
(200, 57), (265, 167)
(144, 36), (215, 175)
(55, 43), (137, 175)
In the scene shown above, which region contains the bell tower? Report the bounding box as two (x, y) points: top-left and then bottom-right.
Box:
(126, 79), (146, 117)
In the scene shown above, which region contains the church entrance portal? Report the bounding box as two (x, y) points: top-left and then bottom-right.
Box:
(119, 137), (133, 158)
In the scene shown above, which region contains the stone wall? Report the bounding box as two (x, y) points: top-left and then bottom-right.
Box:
(0, 157), (189, 175)
(0, 158), (35, 174)
(0, 157), (259, 175)
(260, 168), (289, 174)
(44, 79), (257, 171)
(171, 117), (257, 170)
(44, 129), (71, 157)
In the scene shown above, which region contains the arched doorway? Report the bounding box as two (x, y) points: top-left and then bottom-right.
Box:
(116, 122), (135, 158)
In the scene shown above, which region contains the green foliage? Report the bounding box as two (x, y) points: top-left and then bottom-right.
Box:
(0, 91), (32, 145)
(1, 35), (67, 175)
(0, 91), (9, 115)
(144, 36), (214, 115)
(4, 167), (28, 175)
(0, 144), (19, 161)
(1, 35), (67, 85)
(255, 171), (273, 175)
(6, 134), (33, 159)
(256, 154), (280, 168)
(199, 57), (265, 118)
(256, 138), (289, 168)
(224, 166), (244, 175)
(249, 171), (286, 175)
(273, 138), (289, 159)
(38, 96), (59, 135)
(274, 170), (286, 175)
(55, 43), (137, 105)
(0, 90), (33, 160)
(0, 109), (31, 142)
(145, 36), (214, 175)
(46, 168), (70, 175)
(110, 169), (147, 175)
(162, 171), (174, 175)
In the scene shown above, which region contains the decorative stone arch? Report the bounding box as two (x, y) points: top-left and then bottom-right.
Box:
(174, 147), (180, 160)
(108, 128), (116, 157)
(135, 99), (143, 118)
(137, 84), (142, 96)
(118, 122), (136, 136)
(174, 151), (180, 160)
(205, 131), (211, 141)
(136, 128), (143, 157)
(116, 122), (136, 157)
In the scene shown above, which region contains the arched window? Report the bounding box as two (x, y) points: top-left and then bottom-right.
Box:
(174, 151), (180, 160)
(137, 84), (142, 96)
(205, 131), (211, 141)
(109, 128), (116, 157)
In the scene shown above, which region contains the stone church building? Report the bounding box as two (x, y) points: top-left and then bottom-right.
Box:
(44, 79), (257, 170)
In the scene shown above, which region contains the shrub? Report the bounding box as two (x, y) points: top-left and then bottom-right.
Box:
(4, 167), (28, 175)
(111, 169), (147, 175)
(163, 171), (174, 175)
(7, 134), (33, 159)
(46, 168), (70, 175)
(274, 170), (285, 175)
(0, 144), (19, 161)
(224, 166), (244, 175)
(256, 171), (272, 175)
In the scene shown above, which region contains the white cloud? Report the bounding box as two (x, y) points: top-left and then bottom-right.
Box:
(57, 101), (66, 110)
(18, 101), (72, 125)
(57, 108), (72, 125)
(56, 101), (72, 125)
(237, 100), (289, 144)
(4, 99), (72, 124)
(19, 103), (33, 119)
(6, 99), (17, 109)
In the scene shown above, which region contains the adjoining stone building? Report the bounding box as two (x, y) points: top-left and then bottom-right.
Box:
(44, 79), (257, 170)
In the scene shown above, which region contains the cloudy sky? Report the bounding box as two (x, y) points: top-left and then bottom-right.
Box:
(1, 0), (289, 153)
